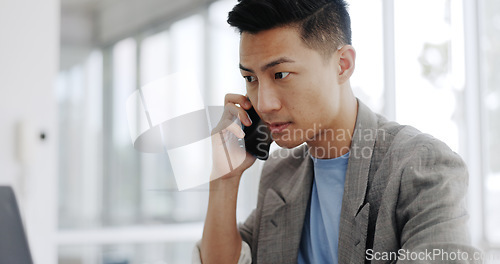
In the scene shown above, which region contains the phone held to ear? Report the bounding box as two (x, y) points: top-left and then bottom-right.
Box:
(240, 105), (273, 160)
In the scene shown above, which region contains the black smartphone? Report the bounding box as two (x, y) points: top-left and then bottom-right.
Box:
(240, 106), (273, 160)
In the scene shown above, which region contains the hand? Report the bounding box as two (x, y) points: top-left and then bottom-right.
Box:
(210, 94), (257, 181)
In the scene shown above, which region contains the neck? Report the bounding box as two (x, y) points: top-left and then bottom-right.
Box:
(307, 92), (358, 159)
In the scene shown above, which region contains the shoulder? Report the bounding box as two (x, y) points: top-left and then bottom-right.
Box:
(375, 121), (469, 198)
(368, 118), (469, 227)
(390, 124), (464, 169)
(367, 115), (468, 192)
(373, 115), (464, 167)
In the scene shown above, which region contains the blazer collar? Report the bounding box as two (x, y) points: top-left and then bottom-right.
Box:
(257, 145), (314, 263)
(272, 146), (314, 205)
(338, 99), (379, 262)
(344, 99), (379, 216)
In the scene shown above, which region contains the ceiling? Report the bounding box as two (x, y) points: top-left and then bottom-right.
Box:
(59, 0), (210, 69)
(60, 0), (117, 10)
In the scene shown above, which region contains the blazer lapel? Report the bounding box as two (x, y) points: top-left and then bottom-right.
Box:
(257, 146), (314, 263)
(338, 100), (378, 263)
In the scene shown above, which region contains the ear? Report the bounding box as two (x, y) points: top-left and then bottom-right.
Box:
(337, 45), (356, 84)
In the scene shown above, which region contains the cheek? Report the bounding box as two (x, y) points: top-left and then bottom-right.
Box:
(296, 89), (338, 129)
(246, 90), (258, 106)
(283, 70), (337, 121)
(292, 96), (325, 127)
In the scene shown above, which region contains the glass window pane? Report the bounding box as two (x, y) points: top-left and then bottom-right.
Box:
(58, 51), (103, 229)
(480, 0), (500, 244)
(208, 0), (243, 105)
(170, 14), (204, 85)
(394, 0), (460, 152)
(138, 31), (177, 222)
(140, 32), (169, 86)
(347, 0), (385, 113)
(138, 27), (208, 222)
(158, 14), (208, 221)
(106, 38), (141, 226)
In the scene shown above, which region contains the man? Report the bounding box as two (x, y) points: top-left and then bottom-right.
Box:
(194, 0), (479, 263)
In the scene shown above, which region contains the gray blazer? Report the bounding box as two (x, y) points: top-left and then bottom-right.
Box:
(238, 100), (480, 263)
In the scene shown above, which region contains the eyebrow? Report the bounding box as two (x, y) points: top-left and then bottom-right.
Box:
(239, 57), (296, 73)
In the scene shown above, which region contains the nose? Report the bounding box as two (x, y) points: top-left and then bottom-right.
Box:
(256, 82), (281, 114)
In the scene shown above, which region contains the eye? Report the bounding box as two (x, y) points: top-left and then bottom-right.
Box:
(275, 72), (290, 80)
(243, 76), (257, 83)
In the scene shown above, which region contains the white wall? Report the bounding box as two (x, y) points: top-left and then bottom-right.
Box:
(0, 0), (59, 263)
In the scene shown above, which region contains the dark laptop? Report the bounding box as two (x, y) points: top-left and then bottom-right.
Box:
(0, 186), (33, 264)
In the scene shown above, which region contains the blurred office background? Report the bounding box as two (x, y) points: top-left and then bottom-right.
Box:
(0, 0), (499, 263)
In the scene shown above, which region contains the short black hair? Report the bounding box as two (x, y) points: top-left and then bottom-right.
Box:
(227, 0), (351, 57)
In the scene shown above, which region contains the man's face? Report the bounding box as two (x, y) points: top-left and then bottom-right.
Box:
(239, 26), (345, 149)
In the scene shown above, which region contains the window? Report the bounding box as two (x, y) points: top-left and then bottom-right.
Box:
(394, 0), (461, 152)
(57, 1), (252, 263)
(58, 50), (103, 230)
(480, 0), (500, 246)
(348, 0), (385, 114)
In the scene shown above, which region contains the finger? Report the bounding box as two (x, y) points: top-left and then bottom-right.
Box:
(224, 93), (252, 110)
(225, 103), (252, 126)
(211, 104), (248, 135)
(222, 121), (245, 139)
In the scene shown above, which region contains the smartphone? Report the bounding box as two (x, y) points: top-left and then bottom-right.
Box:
(240, 105), (273, 160)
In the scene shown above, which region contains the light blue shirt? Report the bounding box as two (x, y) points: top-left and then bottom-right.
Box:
(298, 152), (349, 264)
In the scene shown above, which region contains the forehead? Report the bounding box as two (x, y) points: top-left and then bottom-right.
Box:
(239, 26), (311, 66)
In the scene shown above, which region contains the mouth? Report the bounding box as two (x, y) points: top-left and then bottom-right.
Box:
(266, 122), (292, 134)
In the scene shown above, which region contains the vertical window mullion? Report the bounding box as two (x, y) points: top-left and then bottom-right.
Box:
(463, 0), (486, 248)
(382, 0), (396, 120)
(102, 47), (114, 226)
(135, 35), (144, 222)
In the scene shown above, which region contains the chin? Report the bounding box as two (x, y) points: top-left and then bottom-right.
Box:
(273, 138), (304, 149)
